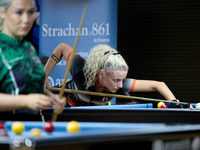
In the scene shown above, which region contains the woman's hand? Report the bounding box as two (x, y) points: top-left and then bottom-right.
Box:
(25, 94), (53, 111)
(51, 94), (66, 114)
(171, 99), (194, 109)
(25, 93), (66, 114)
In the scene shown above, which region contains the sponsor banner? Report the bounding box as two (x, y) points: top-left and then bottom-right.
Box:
(152, 136), (200, 150)
(40, 0), (117, 104)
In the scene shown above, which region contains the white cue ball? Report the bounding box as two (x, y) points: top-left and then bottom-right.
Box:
(196, 103), (200, 109)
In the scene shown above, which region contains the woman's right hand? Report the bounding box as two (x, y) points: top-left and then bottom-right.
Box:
(25, 94), (53, 111)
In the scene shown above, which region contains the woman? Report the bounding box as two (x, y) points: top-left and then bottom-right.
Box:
(44, 43), (191, 108)
(0, 0), (66, 113)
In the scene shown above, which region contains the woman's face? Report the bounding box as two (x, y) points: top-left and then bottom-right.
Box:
(0, 0), (35, 40)
(102, 69), (128, 93)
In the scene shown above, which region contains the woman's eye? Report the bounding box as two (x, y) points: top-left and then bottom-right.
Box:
(16, 11), (22, 15)
(28, 11), (34, 15)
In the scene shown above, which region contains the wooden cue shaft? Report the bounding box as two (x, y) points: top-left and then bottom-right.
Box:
(47, 87), (188, 104)
(51, 5), (88, 122)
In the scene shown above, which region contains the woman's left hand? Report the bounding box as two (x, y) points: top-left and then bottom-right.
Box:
(51, 94), (66, 114)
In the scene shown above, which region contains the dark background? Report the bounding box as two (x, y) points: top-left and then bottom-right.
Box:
(117, 0), (200, 103)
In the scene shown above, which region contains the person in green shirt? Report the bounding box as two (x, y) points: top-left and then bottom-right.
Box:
(0, 0), (66, 113)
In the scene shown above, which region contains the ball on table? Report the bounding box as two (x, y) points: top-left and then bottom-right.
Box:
(160, 104), (168, 109)
(0, 122), (8, 136)
(43, 121), (55, 133)
(0, 122), (5, 129)
(106, 101), (111, 106)
(66, 120), (80, 134)
(11, 121), (25, 135)
(196, 103), (200, 109)
(157, 102), (165, 108)
(30, 128), (42, 138)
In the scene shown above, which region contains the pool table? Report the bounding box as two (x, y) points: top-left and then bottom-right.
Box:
(40, 103), (200, 124)
(1, 121), (200, 150)
(2, 103), (200, 124)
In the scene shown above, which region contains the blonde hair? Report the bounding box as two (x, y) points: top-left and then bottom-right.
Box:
(83, 44), (129, 89)
(0, 0), (13, 30)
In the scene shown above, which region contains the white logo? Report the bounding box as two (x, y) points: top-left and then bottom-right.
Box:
(48, 76), (54, 87)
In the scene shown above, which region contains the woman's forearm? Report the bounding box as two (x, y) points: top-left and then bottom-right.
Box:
(0, 94), (26, 111)
(154, 82), (176, 100)
(134, 80), (176, 101)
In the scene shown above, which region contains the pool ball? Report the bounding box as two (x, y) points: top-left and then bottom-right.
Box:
(30, 128), (42, 138)
(160, 104), (168, 109)
(106, 102), (111, 105)
(196, 103), (200, 109)
(11, 121), (25, 135)
(157, 102), (165, 108)
(67, 121), (80, 134)
(43, 121), (55, 133)
(0, 122), (7, 136)
(0, 122), (4, 129)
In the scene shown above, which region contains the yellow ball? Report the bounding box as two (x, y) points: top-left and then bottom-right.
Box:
(66, 121), (80, 134)
(11, 121), (25, 135)
(157, 102), (165, 108)
(106, 102), (111, 105)
(30, 128), (42, 138)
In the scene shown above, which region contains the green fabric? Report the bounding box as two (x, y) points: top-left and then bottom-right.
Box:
(0, 31), (45, 94)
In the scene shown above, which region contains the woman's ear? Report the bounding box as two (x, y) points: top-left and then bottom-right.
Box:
(0, 9), (6, 19)
(99, 69), (105, 79)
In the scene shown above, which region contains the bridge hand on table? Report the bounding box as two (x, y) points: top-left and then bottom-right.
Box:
(170, 100), (194, 109)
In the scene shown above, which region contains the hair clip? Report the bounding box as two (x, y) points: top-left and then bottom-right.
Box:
(104, 51), (110, 55)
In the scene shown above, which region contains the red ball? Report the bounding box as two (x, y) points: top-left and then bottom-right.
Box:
(160, 104), (168, 109)
(43, 121), (55, 133)
(0, 122), (5, 129)
(0, 122), (7, 136)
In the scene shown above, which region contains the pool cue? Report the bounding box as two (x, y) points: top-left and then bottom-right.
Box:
(51, 5), (88, 122)
(47, 87), (188, 105)
(40, 110), (45, 123)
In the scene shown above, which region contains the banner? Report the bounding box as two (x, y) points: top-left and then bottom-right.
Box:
(40, 0), (118, 104)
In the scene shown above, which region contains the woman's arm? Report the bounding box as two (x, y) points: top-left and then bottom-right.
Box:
(0, 93), (53, 112)
(44, 43), (73, 87)
(0, 91), (66, 113)
(44, 43), (73, 77)
(133, 80), (176, 100)
(129, 79), (193, 109)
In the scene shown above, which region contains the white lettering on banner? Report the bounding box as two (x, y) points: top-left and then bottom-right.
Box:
(48, 76), (54, 87)
(98, 38), (110, 42)
(56, 78), (64, 85)
(152, 138), (191, 150)
(94, 38), (110, 43)
(48, 76), (71, 87)
(42, 23), (110, 37)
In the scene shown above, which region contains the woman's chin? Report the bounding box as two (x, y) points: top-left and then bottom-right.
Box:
(110, 89), (118, 93)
